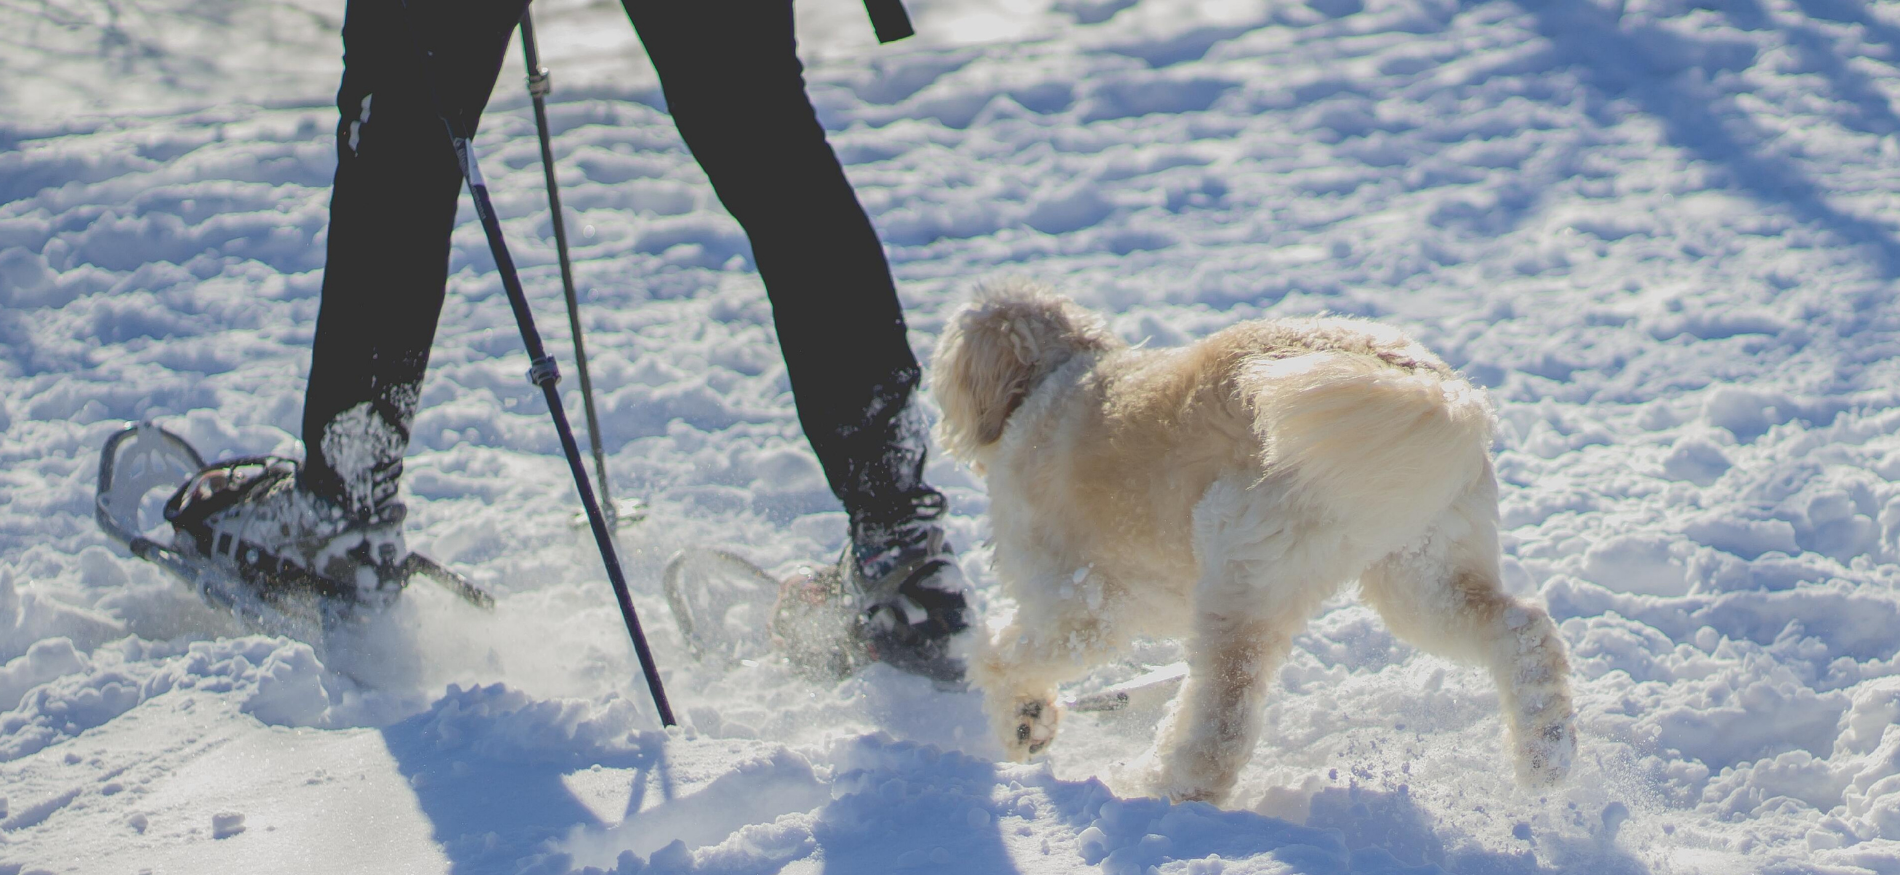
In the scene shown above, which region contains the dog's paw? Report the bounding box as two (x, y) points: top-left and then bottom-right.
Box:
(1004, 697), (1060, 760)
(1139, 753), (1230, 807)
(1517, 717), (1577, 788)
(1139, 741), (1240, 807)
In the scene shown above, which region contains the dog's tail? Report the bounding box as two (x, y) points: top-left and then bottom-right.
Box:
(1243, 352), (1493, 532)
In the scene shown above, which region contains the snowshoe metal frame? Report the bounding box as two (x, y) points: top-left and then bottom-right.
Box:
(661, 547), (782, 666)
(398, 0), (675, 726)
(96, 421), (205, 575)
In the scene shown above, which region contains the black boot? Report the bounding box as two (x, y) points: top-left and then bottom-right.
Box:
(771, 498), (973, 684)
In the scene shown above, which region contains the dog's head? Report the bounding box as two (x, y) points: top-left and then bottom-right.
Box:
(930, 280), (1122, 464)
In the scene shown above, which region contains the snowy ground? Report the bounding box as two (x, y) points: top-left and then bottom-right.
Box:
(7, 0), (1900, 872)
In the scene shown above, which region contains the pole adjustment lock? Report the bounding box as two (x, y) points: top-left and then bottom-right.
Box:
(529, 355), (562, 386)
(527, 66), (552, 98)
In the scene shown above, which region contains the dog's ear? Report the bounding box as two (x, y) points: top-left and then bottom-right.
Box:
(932, 281), (1124, 462)
(931, 305), (1038, 462)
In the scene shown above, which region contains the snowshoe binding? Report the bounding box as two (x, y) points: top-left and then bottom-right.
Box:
(166, 454), (408, 607)
(770, 559), (876, 680)
(96, 421), (491, 642)
(839, 522), (971, 685)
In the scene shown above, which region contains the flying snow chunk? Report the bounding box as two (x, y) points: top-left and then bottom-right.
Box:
(212, 811), (247, 839)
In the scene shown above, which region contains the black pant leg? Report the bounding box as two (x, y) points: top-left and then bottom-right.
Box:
(302, 0), (530, 519)
(622, 0), (941, 528)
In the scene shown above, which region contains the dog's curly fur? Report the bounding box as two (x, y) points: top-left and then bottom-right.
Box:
(931, 280), (1577, 804)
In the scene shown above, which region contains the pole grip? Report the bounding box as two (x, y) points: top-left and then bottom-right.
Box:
(863, 0), (914, 43)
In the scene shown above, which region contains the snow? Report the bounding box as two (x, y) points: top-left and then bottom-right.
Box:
(7, 0), (1900, 871)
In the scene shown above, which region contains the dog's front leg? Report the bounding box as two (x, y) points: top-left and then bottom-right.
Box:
(1148, 479), (1345, 805)
(1146, 610), (1296, 804)
(974, 604), (1124, 761)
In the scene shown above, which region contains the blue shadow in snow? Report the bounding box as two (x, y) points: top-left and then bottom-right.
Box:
(379, 684), (673, 875)
(1514, 0), (1900, 277)
(813, 752), (1026, 875)
(1019, 768), (1653, 873)
(1304, 784), (1654, 874)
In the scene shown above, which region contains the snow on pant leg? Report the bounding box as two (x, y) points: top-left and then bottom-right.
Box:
(301, 0), (530, 519)
(623, 0), (941, 528)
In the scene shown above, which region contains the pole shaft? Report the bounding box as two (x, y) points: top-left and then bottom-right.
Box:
(455, 134), (676, 728)
(520, 12), (617, 521)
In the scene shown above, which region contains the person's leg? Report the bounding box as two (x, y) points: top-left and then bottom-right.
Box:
(301, 0), (532, 521)
(170, 0), (535, 597)
(624, 0), (968, 676)
(621, 0), (941, 548)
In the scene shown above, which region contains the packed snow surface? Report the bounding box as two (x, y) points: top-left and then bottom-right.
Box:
(7, 0), (1900, 871)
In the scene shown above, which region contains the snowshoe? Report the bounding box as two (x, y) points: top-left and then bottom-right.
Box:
(662, 540), (970, 685)
(96, 421), (492, 643)
(662, 547), (875, 680)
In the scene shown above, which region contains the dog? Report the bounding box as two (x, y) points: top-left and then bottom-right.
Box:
(929, 280), (1576, 804)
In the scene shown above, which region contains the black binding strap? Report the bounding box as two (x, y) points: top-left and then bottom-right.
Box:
(864, 0), (913, 43)
(163, 457), (359, 603)
(164, 457), (299, 549)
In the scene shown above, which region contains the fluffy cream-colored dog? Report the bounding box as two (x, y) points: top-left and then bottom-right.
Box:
(931, 280), (1576, 804)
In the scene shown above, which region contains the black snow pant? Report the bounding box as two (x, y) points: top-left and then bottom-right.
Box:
(301, 0), (941, 532)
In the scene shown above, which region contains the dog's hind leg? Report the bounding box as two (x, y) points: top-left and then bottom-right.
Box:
(1146, 477), (1347, 805)
(1358, 475), (1576, 787)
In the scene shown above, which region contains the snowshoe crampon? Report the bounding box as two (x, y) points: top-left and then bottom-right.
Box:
(662, 547), (871, 679)
(96, 421), (493, 642)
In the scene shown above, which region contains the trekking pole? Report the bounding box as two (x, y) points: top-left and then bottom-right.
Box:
(397, 0), (675, 726)
(457, 136), (675, 726)
(518, 10), (623, 528)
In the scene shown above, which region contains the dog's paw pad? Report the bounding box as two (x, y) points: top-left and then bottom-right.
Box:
(1011, 698), (1059, 756)
(1519, 720), (1577, 787)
